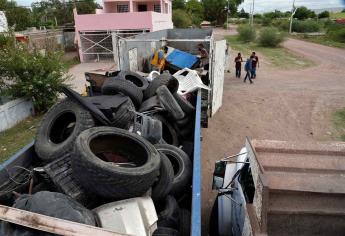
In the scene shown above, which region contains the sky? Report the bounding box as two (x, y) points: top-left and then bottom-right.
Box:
(15, 0), (345, 12)
(239, 0), (345, 13)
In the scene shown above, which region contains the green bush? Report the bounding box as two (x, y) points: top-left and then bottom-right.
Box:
(292, 20), (321, 33)
(262, 17), (272, 26)
(272, 19), (289, 31)
(172, 9), (192, 28)
(328, 28), (345, 43)
(237, 25), (256, 42)
(259, 27), (286, 47)
(0, 34), (71, 112)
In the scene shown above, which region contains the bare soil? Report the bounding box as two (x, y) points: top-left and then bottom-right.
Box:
(201, 36), (345, 234)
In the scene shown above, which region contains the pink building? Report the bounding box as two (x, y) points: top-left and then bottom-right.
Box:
(74, 0), (173, 62)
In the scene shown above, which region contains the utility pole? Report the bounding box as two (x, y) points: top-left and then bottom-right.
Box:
(250, 0), (255, 26)
(289, 0), (297, 34)
(227, 0), (230, 30)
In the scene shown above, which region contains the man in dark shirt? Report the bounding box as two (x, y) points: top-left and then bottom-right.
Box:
(234, 52), (243, 78)
(250, 52), (259, 79)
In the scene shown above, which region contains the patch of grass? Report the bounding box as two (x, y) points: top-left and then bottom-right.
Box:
(333, 108), (345, 141)
(0, 115), (42, 162)
(331, 12), (345, 19)
(291, 35), (345, 48)
(225, 35), (313, 69)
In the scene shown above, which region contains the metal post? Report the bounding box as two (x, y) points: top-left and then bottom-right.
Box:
(227, 0), (230, 30)
(249, 3), (252, 25)
(251, 0), (255, 25)
(289, 0), (297, 34)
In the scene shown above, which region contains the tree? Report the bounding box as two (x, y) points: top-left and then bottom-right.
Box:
(318, 11), (330, 19)
(0, 0), (33, 31)
(6, 6), (33, 31)
(238, 8), (249, 18)
(202, 0), (244, 25)
(31, 0), (98, 27)
(172, 0), (185, 10)
(172, 9), (192, 28)
(263, 10), (284, 19)
(186, 0), (204, 26)
(294, 6), (316, 20)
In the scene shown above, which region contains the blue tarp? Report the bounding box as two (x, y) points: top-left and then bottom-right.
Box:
(166, 49), (199, 69)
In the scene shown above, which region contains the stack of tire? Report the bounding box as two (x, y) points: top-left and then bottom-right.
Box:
(33, 71), (194, 236)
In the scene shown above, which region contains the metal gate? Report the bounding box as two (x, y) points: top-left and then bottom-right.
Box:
(79, 32), (114, 62)
(79, 30), (150, 63)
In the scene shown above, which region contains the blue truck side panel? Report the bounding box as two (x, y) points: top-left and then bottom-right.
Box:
(191, 90), (202, 236)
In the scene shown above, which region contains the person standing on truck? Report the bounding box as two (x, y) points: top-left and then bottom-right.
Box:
(197, 43), (209, 69)
(250, 52), (259, 79)
(234, 52), (243, 78)
(244, 58), (253, 84)
(151, 46), (168, 72)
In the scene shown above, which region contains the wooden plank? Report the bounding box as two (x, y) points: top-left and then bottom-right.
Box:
(0, 205), (128, 236)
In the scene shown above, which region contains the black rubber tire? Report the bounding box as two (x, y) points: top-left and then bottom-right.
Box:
(1, 191), (96, 236)
(139, 96), (162, 113)
(152, 154), (174, 202)
(153, 227), (180, 236)
(35, 98), (95, 162)
(102, 78), (143, 108)
(156, 195), (180, 230)
(156, 85), (185, 121)
(174, 120), (194, 139)
(175, 116), (190, 127)
(155, 144), (192, 197)
(152, 114), (179, 146)
(110, 98), (136, 129)
(71, 127), (161, 199)
(118, 71), (149, 91)
(179, 209), (191, 236)
(173, 93), (195, 115)
(144, 75), (179, 100)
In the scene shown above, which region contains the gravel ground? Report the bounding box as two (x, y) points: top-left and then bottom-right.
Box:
(201, 34), (345, 235)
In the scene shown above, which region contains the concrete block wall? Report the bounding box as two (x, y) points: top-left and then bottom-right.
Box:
(0, 98), (34, 132)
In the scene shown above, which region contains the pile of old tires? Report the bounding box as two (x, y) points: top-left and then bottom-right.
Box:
(30, 70), (196, 235)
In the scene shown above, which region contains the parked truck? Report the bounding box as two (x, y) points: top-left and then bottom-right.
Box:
(211, 138), (345, 236)
(0, 28), (227, 236)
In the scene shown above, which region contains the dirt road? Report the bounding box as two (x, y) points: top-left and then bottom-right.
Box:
(201, 37), (345, 234)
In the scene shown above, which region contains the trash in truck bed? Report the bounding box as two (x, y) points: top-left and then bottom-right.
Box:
(166, 48), (199, 69)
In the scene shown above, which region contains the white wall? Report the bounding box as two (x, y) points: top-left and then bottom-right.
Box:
(0, 98), (34, 132)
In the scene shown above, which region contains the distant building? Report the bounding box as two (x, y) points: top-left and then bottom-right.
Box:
(335, 19), (345, 25)
(74, 0), (173, 62)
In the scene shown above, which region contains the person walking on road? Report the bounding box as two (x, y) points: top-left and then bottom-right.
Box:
(234, 53), (243, 78)
(250, 52), (259, 79)
(244, 58), (253, 84)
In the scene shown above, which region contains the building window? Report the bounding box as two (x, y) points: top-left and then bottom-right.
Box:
(117, 4), (129, 12)
(138, 4), (147, 12)
(154, 4), (161, 13)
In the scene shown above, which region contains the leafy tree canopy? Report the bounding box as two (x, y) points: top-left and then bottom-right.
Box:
(172, 0), (185, 10)
(186, 0), (204, 26)
(318, 10), (330, 19)
(294, 6), (316, 20)
(202, 0), (244, 25)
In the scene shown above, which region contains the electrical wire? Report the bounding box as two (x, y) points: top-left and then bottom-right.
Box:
(0, 164), (33, 195)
